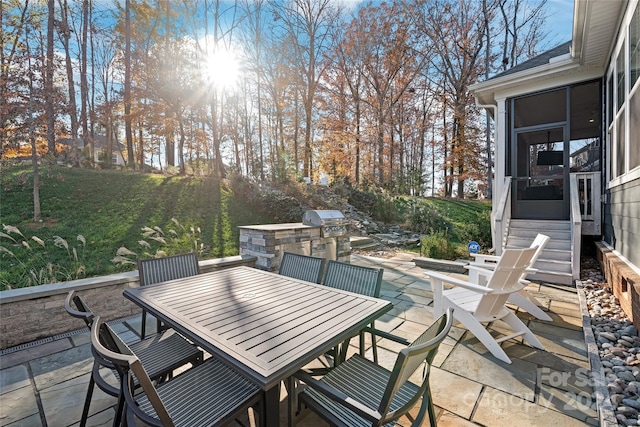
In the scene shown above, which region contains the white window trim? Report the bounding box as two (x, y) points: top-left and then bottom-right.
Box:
(607, 0), (640, 189)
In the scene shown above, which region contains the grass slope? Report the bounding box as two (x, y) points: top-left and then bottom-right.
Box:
(0, 165), (272, 289)
(0, 165), (492, 289)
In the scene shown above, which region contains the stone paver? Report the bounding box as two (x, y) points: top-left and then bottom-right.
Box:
(473, 387), (595, 426)
(0, 252), (594, 426)
(0, 384), (39, 426)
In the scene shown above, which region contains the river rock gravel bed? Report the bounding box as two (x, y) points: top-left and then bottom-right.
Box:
(582, 258), (640, 426)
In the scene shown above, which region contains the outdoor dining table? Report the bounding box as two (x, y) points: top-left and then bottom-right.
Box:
(123, 265), (393, 426)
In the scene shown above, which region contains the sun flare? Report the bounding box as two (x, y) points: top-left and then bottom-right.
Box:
(204, 49), (240, 88)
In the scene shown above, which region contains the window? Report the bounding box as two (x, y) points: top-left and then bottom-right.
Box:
(631, 3), (640, 171)
(616, 115), (626, 177)
(630, 90), (640, 169)
(617, 49), (626, 110)
(513, 88), (566, 128)
(631, 2), (640, 89)
(607, 75), (614, 126)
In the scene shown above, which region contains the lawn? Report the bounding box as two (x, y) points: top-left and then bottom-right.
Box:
(0, 164), (273, 289)
(1, 164), (492, 289)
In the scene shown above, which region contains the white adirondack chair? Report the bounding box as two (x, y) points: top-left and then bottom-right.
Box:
(425, 246), (545, 364)
(466, 233), (552, 321)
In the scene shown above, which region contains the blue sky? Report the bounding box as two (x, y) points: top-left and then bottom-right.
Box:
(545, 0), (575, 46)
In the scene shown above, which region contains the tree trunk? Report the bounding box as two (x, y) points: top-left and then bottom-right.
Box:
(26, 29), (41, 222)
(59, 0), (79, 166)
(45, 0), (56, 159)
(124, 0), (134, 168)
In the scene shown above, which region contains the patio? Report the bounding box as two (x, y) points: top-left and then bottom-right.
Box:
(0, 252), (597, 426)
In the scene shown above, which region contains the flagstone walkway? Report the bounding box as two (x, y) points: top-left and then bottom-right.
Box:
(0, 253), (597, 426)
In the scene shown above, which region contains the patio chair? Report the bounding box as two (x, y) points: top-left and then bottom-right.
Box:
(89, 316), (263, 427)
(64, 291), (203, 427)
(322, 260), (384, 365)
(467, 233), (552, 321)
(138, 252), (200, 338)
(292, 308), (453, 427)
(279, 251), (326, 283)
(425, 246), (544, 364)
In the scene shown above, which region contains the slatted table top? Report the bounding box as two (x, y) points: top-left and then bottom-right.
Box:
(123, 266), (392, 390)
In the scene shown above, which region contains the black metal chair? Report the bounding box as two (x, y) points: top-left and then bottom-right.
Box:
(89, 316), (263, 427)
(279, 252), (326, 283)
(293, 308), (454, 427)
(138, 253), (200, 338)
(65, 291), (202, 427)
(322, 260), (384, 364)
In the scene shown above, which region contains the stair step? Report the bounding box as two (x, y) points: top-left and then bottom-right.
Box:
(350, 236), (376, 246)
(506, 237), (571, 251)
(532, 259), (572, 274)
(529, 270), (574, 286)
(538, 249), (572, 262)
(505, 218), (576, 285)
(509, 219), (571, 231)
(352, 242), (380, 251)
(508, 228), (571, 240)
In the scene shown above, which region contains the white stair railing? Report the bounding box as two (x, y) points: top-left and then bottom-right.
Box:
(493, 176), (512, 256)
(573, 172), (601, 235)
(569, 174), (582, 281)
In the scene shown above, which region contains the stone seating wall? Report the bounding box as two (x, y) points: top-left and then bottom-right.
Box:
(0, 255), (256, 350)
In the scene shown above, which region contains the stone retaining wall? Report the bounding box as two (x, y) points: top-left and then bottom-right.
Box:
(0, 255), (256, 350)
(596, 242), (640, 330)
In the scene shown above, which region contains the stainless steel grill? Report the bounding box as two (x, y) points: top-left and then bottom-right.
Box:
(302, 210), (348, 237)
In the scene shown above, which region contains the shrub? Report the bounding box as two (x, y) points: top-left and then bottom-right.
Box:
(111, 218), (204, 266)
(408, 202), (453, 235)
(456, 210), (492, 249)
(419, 231), (457, 260)
(0, 225), (87, 289)
(347, 188), (377, 215)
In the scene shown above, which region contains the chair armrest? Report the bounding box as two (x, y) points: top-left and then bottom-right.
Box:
(465, 264), (495, 277)
(294, 369), (382, 422)
(362, 327), (411, 346)
(470, 253), (500, 263)
(423, 271), (493, 294)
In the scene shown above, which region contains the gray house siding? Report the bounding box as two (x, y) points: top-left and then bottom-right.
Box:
(603, 177), (640, 268)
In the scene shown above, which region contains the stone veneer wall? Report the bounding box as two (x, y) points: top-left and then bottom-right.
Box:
(596, 242), (640, 329)
(239, 223), (350, 272)
(0, 255), (256, 350)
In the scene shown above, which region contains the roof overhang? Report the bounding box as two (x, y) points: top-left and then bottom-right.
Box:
(471, 0), (625, 110)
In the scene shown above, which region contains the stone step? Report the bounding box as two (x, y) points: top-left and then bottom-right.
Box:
(353, 242), (381, 251)
(350, 236), (376, 246)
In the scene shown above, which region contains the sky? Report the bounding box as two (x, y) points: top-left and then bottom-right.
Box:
(545, 0), (575, 47)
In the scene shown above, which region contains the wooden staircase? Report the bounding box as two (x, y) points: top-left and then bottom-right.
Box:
(505, 219), (574, 285)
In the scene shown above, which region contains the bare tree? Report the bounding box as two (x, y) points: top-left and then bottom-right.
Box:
(272, 0), (342, 181)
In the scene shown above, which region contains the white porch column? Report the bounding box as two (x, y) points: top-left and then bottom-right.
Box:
(493, 96), (508, 212)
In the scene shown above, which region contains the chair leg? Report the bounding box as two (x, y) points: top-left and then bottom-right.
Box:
(453, 306), (513, 364)
(508, 291), (553, 321)
(80, 375), (95, 427)
(502, 311), (545, 350)
(426, 383), (437, 427)
(112, 393), (125, 427)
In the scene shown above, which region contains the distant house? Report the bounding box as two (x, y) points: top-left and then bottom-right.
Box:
(471, 1), (639, 322)
(58, 135), (126, 166)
